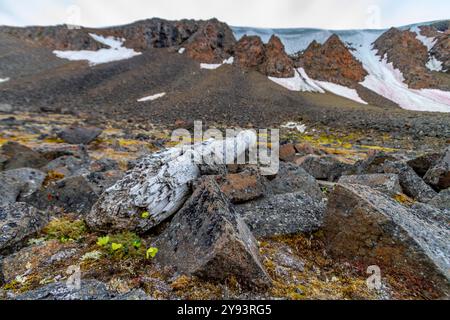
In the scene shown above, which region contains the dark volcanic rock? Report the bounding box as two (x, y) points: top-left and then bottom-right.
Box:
(373, 27), (439, 89)
(407, 152), (442, 177)
(267, 162), (324, 200)
(297, 34), (367, 87)
(324, 183), (450, 298)
(185, 18), (236, 63)
(237, 191), (326, 238)
(352, 151), (400, 175)
(338, 174), (402, 196)
(42, 155), (90, 177)
(295, 155), (352, 182)
(423, 147), (450, 191)
(278, 143), (297, 162)
(57, 126), (103, 145)
(24, 176), (98, 215)
(16, 280), (151, 300)
(263, 35), (295, 78)
(383, 161), (437, 202)
(155, 176), (271, 288)
(85, 170), (124, 195)
(0, 202), (48, 254)
(234, 36), (266, 70)
(0, 142), (48, 171)
(0, 168), (46, 205)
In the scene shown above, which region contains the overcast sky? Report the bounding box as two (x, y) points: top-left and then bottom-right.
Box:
(0, 0), (449, 29)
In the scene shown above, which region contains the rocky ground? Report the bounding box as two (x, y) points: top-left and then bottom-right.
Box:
(0, 111), (449, 300)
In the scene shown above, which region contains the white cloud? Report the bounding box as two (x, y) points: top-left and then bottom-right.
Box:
(0, 0), (448, 29)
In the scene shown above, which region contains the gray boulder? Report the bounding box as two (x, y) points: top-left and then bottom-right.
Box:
(23, 176), (98, 215)
(0, 168), (46, 205)
(424, 147), (450, 191)
(42, 156), (90, 177)
(57, 126), (103, 145)
(427, 188), (450, 211)
(267, 162), (324, 200)
(16, 280), (152, 300)
(383, 161), (437, 202)
(324, 183), (450, 298)
(155, 176), (271, 288)
(237, 192), (326, 238)
(295, 155), (352, 182)
(407, 152), (442, 177)
(338, 174), (402, 196)
(0, 202), (48, 254)
(216, 169), (267, 204)
(0, 142), (48, 171)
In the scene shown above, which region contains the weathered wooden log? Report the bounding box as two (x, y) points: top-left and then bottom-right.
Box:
(86, 130), (257, 233)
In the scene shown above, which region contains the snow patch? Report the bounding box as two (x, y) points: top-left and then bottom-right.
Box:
(0, 78), (10, 83)
(426, 56), (444, 72)
(281, 122), (307, 133)
(269, 68), (366, 104)
(178, 48), (185, 54)
(137, 92), (166, 102)
(200, 57), (234, 70)
(410, 27), (444, 72)
(53, 33), (141, 66)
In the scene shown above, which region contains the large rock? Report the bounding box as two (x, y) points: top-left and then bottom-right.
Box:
(407, 152), (442, 177)
(57, 126), (103, 145)
(234, 35), (294, 78)
(427, 188), (450, 211)
(85, 170), (125, 196)
(0, 168), (46, 205)
(295, 155), (352, 182)
(383, 161), (437, 202)
(155, 177), (271, 288)
(267, 162), (324, 200)
(424, 147), (450, 191)
(217, 169), (266, 204)
(237, 192), (326, 238)
(410, 202), (450, 226)
(0, 202), (48, 254)
(0, 142), (48, 171)
(297, 34), (367, 87)
(16, 280), (151, 300)
(338, 174), (402, 196)
(185, 18), (236, 63)
(352, 151), (399, 175)
(24, 176), (98, 215)
(324, 183), (450, 297)
(42, 155), (90, 177)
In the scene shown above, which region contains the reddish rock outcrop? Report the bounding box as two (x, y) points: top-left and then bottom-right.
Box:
(184, 18), (236, 63)
(430, 33), (450, 73)
(234, 35), (294, 78)
(296, 34), (367, 88)
(373, 27), (439, 89)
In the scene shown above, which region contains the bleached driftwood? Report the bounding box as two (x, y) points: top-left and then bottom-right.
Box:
(86, 130), (257, 233)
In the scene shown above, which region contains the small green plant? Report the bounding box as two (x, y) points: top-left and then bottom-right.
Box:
(97, 236), (110, 246)
(146, 247), (159, 259)
(111, 243), (123, 251)
(43, 217), (87, 243)
(141, 211), (150, 219)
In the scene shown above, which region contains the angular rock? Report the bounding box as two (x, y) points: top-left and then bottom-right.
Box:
(267, 162), (324, 200)
(234, 36), (266, 70)
(383, 161), (437, 202)
(57, 126), (103, 145)
(338, 174), (402, 196)
(155, 177), (271, 288)
(24, 176), (98, 215)
(295, 155), (352, 182)
(407, 152), (442, 177)
(0, 142), (48, 171)
(16, 280), (151, 300)
(185, 18), (236, 63)
(324, 184), (450, 297)
(34, 144), (89, 162)
(279, 143), (296, 162)
(0, 168), (46, 205)
(41, 155), (90, 177)
(85, 170), (124, 196)
(217, 169), (266, 204)
(0, 202), (48, 254)
(427, 188), (450, 211)
(352, 151), (399, 175)
(410, 202), (450, 227)
(237, 192), (326, 238)
(263, 35), (295, 78)
(424, 147), (450, 191)
(89, 158), (120, 173)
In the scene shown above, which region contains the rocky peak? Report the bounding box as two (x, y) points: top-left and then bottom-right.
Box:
(373, 27), (439, 89)
(185, 18), (236, 63)
(296, 34), (367, 88)
(234, 34), (294, 78)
